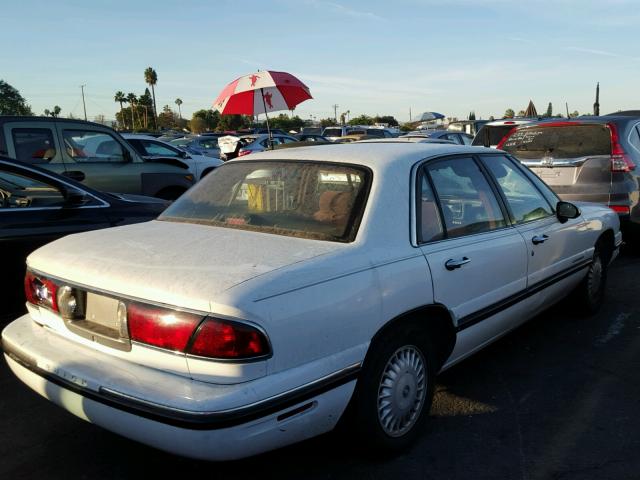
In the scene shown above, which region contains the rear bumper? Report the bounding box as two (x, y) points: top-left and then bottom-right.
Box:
(1, 316), (359, 460)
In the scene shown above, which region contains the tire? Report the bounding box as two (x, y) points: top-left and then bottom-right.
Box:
(349, 326), (436, 452)
(575, 242), (608, 315)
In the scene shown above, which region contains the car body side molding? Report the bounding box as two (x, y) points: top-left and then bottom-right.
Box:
(456, 259), (592, 332)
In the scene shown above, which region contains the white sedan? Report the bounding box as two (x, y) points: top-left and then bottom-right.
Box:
(2, 143), (621, 460)
(122, 134), (223, 180)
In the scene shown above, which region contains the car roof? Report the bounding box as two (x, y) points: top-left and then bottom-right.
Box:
(230, 142), (493, 170)
(121, 133), (159, 141)
(0, 115), (113, 130)
(360, 137), (455, 144)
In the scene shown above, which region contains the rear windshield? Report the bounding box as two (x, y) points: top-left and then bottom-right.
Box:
(501, 124), (611, 159)
(472, 126), (516, 147)
(159, 161), (370, 242)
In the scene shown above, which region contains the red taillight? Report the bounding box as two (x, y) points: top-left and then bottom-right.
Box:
(188, 318), (270, 359)
(237, 149), (251, 157)
(608, 122), (636, 172)
(609, 205), (630, 214)
(127, 302), (270, 359)
(127, 303), (203, 351)
(24, 271), (59, 312)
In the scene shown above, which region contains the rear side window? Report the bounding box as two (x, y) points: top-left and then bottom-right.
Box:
(501, 124), (611, 159)
(426, 157), (506, 238)
(63, 130), (126, 162)
(11, 128), (57, 163)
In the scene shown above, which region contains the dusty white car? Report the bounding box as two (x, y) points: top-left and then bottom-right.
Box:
(2, 143), (621, 460)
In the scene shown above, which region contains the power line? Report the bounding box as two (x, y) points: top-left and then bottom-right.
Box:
(80, 85), (87, 121)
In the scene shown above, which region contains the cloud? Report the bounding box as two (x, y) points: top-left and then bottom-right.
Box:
(564, 46), (640, 61)
(302, 0), (384, 21)
(564, 46), (622, 58)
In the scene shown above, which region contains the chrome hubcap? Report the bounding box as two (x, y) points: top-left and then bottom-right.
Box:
(377, 346), (426, 437)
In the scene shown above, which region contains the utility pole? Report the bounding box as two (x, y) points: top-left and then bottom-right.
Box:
(332, 104), (339, 123)
(409, 107), (412, 122)
(566, 102), (570, 118)
(593, 82), (600, 116)
(80, 85), (87, 121)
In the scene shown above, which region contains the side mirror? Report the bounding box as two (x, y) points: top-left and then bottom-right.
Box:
(64, 190), (91, 207)
(556, 201), (580, 223)
(123, 149), (133, 162)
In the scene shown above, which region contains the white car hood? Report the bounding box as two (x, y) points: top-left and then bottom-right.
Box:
(27, 220), (342, 312)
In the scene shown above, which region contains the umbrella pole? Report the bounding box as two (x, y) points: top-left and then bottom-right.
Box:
(260, 88), (273, 149)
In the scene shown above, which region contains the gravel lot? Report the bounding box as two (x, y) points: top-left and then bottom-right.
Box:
(1, 251), (639, 480)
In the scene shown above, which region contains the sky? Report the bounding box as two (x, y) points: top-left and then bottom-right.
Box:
(2, 0), (639, 124)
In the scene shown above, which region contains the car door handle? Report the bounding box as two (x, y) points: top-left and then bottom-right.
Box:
(532, 234), (549, 245)
(445, 257), (470, 270)
(62, 170), (86, 182)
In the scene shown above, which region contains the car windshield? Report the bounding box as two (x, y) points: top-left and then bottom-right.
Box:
(159, 161), (370, 242)
(500, 124), (612, 159)
(170, 138), (191, 146)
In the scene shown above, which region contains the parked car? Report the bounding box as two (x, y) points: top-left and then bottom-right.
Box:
(402, 130), (473, 145)
(0, 156), (168, 314)
(498, 116), (640, 239)
(0, 117), (194, 200)
(2, 142), (621, 461)
(472, 119), (534, 148)
(447, 119), (489, 137)
(170, 135), (222, 158)
(218, 134), (299, 160)
(123, 134), (222, 180)
(321, 125), (362, 141)
(295, 134), (330, 143)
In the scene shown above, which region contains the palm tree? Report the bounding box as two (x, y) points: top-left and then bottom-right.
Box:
(144, 67), (158, 130)
(175, 98), (183, 119)
(114, 91), (126, 129)
(127, 92), (139, 130)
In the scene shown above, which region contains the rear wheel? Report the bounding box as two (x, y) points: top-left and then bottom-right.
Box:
(350, 327), (436, 452)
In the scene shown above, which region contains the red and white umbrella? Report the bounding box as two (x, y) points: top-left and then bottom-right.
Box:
(213, 70), (312, 117)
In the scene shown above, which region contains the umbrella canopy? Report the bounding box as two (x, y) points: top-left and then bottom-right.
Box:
(418, 111), (445, 121)
(214, 71), (312, 116)
(524, 100), (538, 117)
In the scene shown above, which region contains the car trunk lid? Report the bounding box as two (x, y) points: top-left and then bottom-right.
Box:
(26, 219), (342, 312)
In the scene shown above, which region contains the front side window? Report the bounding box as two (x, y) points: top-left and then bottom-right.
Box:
(427, 157), (506, 238)
(63, 130), (126, 162)
(0, 168), (65, 208)
(159, 161), (370, 242)
(12, 128), (57, 163)
(482, 155), (554, 224)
